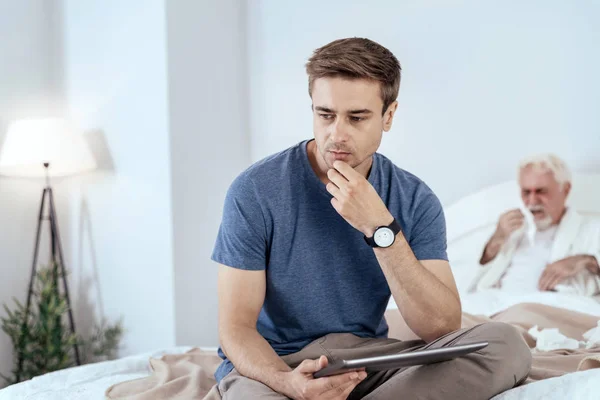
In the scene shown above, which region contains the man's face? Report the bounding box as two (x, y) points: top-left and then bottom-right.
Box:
(311, 77), (396, 171)
(519, 165), (570, 230)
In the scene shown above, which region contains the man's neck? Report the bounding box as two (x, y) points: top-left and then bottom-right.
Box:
(307, 140), (372, 185)
(555, 207), (568, 225)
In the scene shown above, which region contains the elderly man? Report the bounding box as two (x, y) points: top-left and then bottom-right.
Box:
(470, 154), (600, 295)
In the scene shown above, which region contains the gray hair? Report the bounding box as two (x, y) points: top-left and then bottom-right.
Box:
(518, 153), (572, 187)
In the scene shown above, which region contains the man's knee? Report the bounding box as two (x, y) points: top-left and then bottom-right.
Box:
(473, 322), (532, 385)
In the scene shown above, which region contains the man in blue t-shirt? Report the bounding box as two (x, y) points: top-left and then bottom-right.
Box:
(212, 38), (531, 400)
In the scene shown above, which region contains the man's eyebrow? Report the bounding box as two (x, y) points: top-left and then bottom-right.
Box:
(314, 106), (373, 114)
(315, 106), (335, 113)
(348, 109), (373, 115)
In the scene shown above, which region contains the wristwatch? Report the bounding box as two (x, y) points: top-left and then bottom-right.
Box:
(364, 219), (402, 248)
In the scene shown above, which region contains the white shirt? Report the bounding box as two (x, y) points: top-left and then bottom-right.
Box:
(500, 226), (558, 292)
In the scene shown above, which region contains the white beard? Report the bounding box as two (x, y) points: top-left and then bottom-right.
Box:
(535, 214), (554, 231)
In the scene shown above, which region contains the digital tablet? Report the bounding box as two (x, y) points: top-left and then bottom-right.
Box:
(313, 341), (488, 378)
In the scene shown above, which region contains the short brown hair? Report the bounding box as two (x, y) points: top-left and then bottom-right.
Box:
(306, 38), (401, 115)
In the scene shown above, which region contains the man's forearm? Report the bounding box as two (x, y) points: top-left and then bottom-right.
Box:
(480, 235), (503, 265)
(374, 233), (462, 342)
(587, 256), (600, 275)
(220, 325), (292, 395)
(577, 255), (600, 275)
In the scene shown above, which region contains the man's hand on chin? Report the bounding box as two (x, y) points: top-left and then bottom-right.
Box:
(325, 160), (393, 237)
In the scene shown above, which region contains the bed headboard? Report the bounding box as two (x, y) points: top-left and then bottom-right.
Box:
(444, 173), (600, 292)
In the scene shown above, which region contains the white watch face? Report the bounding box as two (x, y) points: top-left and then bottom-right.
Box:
(374, 227), (395, 248)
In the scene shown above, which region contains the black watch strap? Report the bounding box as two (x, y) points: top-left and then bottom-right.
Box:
(364, 218), (402, 248)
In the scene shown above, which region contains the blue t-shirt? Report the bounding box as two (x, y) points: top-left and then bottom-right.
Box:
(211, 139), (448, 382)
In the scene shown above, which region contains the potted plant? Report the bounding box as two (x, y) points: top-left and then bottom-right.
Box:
(1, 263), (123, 386)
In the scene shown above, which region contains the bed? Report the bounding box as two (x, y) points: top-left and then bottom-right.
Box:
(1, 174), (599, 399)
(389, 173), (600, 399)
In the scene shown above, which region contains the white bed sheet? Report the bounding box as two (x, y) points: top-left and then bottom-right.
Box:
(493, 369), (600, 400)
(2, 292), (599, 399)
(460, 289), (600, 317)
(0, 346), (194, 400)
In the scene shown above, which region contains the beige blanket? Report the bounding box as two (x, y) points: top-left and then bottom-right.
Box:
(462, 303), (600, 383)
(105, 303), (600, 399)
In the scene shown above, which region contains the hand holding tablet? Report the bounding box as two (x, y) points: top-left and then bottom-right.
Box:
(313, 341), (488, 379)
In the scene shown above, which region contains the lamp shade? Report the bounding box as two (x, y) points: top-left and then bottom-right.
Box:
(0, 118), (97, 177)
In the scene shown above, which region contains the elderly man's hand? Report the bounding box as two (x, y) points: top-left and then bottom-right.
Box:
(495, 209), (524, 241)
(538, 256), (589, 291)
(480, 209), (524, 265)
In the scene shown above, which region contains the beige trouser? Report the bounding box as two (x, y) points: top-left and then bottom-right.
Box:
(218, 322), (532, 399)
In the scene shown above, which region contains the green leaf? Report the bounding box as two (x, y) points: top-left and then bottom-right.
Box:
(1, 263), (124, 383)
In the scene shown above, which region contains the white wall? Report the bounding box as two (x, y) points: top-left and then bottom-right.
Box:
(247, 0), (600, 206)
(60, 0), (176, 355)
(166, 0), (250, 348)
(0, 0), (63, 382)
(0, 1), (250, 376)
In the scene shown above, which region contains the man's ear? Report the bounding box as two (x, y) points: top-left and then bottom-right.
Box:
(383, 101), (398, 132)
(563, 181), (572, 197)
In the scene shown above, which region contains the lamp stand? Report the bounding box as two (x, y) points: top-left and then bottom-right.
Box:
(15, 163), (81, 382)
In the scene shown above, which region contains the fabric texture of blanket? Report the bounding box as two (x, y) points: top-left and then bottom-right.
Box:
(105, 303), (600, 399)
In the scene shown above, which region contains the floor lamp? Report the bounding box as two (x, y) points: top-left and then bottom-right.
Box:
(0, 118), (96, 382)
